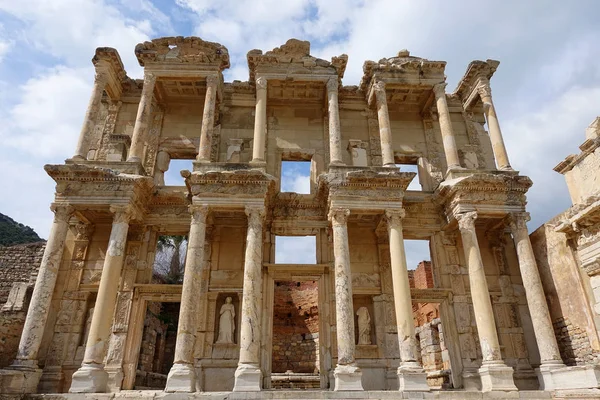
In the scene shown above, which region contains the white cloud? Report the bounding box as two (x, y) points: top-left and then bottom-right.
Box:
(275, 236), (316, 264)
(281, 162), (311, 194)
(0, 39), (11, 63)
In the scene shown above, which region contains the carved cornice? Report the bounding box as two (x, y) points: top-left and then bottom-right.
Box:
(135, 36), (230, 70)
(93, 47), (127, 99)
(453, 59), (499, 108)
(246, 38), (347, 82)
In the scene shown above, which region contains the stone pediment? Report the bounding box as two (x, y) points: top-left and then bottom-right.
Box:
(135, 36), (230, 70)
(360, 50), (446, 90)
(453, 59), (500, 105)
(246, 38), (348, 81)
(182, 169), (276, 199)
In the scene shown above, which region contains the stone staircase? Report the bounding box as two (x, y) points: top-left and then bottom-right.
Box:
(270, 372), (321, 389)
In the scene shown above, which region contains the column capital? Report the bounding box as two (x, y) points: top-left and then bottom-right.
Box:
(508, 212), (530, 232)
(373, 80), (386, 103)
(143, 71), (157, 85)
(432, 82), (447, 98)
(328, 207), (350, 226)
(245, 205), (265, 229)
(476, 77), (492, 99)
(327, 76), (339, 93)
(456, 211), (477, 232)
(109, 204), (134, 224)
(93, 68), (110, 86)
(50, 203), (75, 223)
(385, 209), (405, 229)
(189, 204), (210, 223)
(206, 74), (219, 88)
(255, 76), (267, 91)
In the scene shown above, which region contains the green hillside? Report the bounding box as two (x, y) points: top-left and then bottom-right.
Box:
(0, 213), (42, 247)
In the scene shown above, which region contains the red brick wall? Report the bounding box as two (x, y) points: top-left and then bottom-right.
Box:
(272, 281), (319, 373)
(409, 261), (439, 326)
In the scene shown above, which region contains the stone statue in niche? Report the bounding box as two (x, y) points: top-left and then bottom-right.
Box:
(356, 306), (372, 345)
(216, 296), (235, 344)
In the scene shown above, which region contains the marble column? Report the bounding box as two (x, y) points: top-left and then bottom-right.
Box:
(251, 77), (267, 164)
(329, 208), (363, 391)
(327, 77), (344, 165)
(4, 204), (74, 393)
(197, 75), (219, 162)
(476, 79), (512, 170)
(373, 81), (395, 167)
(165, 205), (209, 392)
(73, 70), (109, 160)
(233, 206), (265, 391)
(509, 212), (565, 388)
(127, 71), (156, 163)
(456, 211), (516, 392)
(70, 205), (133, 393)
(433, 83), (461, 170)
(385, 210), (429, 391)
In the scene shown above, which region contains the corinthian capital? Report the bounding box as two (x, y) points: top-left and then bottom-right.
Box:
(508, 212), (530, 233)
(245, 205), (265, 229)
(327, 76), (339, 93)
(50, 203), (75, 223)
(94, 69), (110, 86)
(255, 76), (267, 91)
(110, 204), (134, 224)
(476, 78), (492, 99)
(456, 211), (477, 232)
(328, 208), (350, 226)
(385, 209), (405, 229)
(143, 71), (157, 86)
(373, 80), (386, 104)
(189, 204), (210, 224)
(206, 74), (219, 88)
(432, 83), (447, 98)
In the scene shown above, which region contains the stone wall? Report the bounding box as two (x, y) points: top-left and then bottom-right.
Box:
(0, 241), (45, 304)
(409, 261), (440, 325)
(272, 281), (319, 373)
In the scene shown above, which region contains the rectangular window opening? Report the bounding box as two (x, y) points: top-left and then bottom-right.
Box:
(152, 235), (188, 284)
(396, 163), (422, 191)
(163, 159), (194, 186)
(280, 161), (311, 194)
(275, 235), (317, 264)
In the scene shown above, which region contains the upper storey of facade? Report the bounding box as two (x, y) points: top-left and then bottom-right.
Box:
(50, 36), (532, 232)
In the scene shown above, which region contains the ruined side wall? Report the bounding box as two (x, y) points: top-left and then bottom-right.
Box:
(531, 217), (600, 365)
(0, 241), (45, 304)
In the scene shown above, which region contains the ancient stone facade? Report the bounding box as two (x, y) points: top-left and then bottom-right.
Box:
(0, 36), (592, 398)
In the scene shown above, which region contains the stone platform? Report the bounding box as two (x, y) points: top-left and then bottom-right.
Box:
(17, 389), (600, 400)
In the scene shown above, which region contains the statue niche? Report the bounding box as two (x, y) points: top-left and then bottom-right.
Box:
(356, 306), (372, 345)
(216, 296), (235, 344)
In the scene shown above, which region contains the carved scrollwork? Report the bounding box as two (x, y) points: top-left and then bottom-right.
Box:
(74, 222), (94, 241)
(385, 209), (405, 230)
(50, 203), (74, 223)
(110, 204), (134, 224)
(476, 77), (492, 99)
(328, 207), (350, 226)
(255, 76), (267, 91)
(456, 211), (477, 232)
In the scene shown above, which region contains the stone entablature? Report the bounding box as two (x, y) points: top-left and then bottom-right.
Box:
(1, 36), (586, 397)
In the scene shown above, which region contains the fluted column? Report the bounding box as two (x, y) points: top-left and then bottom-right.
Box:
(233, 206), (265, 391)
(197, 75), (218, 162)
(329, 208), (363, 391)
(327, 77), (343, 165)
(165, 205), (209, 392)
(477, 79), (511, 170)
(70, 205), (133, 393)
(73, 70), (109, 160)
(7, 205), (73, 384)
(373, 81), (395, 167)
(385, 210), (429, 391)
(251, 77), (267, 163)
(509, 212), (565, 388)
(433, 83), (461, 170)
(127, 71), (156, 163)
(457, 211), (516, 392)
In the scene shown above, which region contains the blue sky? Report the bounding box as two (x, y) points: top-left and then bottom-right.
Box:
(0, 1), (599, 265)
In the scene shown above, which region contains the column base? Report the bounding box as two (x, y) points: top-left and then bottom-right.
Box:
(537, 363), (600, 390)
(69, 363), (108, 393)
(233, 363), (262, 391)
(333, 364), (363, 391)
(0, 362), (42, 394)
(38, 366), (64, 393)
(165, 363), (196, 392)
(397, 363), (430, 391)
(479, 362), (517, 392)
(105, 366), (124, 392)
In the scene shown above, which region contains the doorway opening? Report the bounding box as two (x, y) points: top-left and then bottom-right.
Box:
(271, 280), (320, 389)
(134, 301), (180, 390)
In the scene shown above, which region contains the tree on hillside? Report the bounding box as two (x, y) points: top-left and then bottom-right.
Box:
(0, 213), (42, 247)
(153, 235), (187, 284)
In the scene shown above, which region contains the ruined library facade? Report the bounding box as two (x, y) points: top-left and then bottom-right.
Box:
(2, 36), (600, 398)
